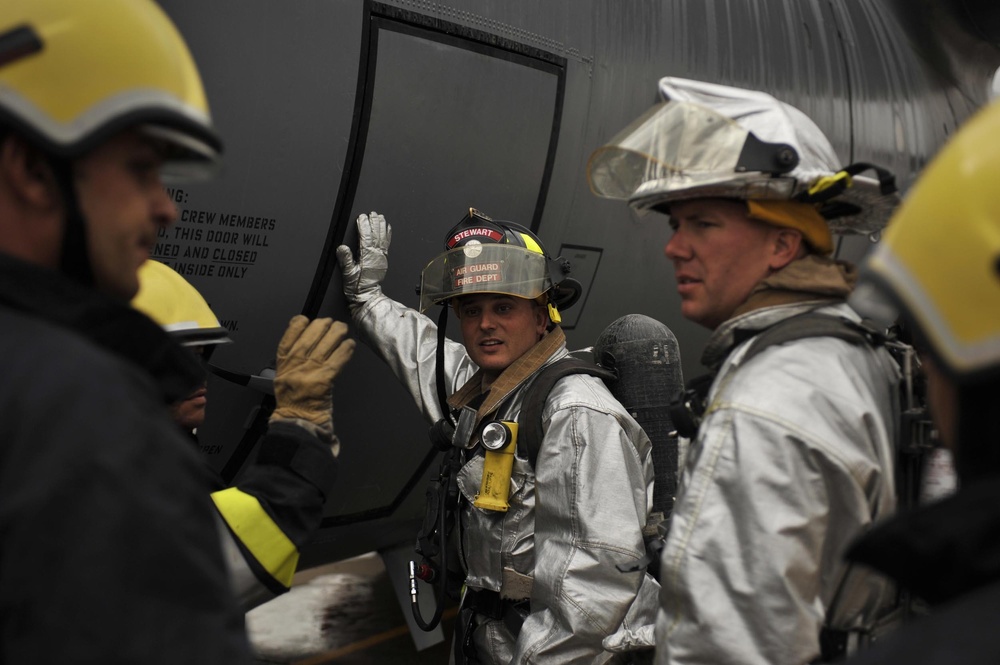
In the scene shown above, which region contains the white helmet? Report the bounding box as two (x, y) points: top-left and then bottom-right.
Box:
(587, 77), (899, 234)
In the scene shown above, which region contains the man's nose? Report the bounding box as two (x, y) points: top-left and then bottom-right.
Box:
(479, 311), (497, 330)
(154, 183), (178, 228)
(664, 232), (683, 260)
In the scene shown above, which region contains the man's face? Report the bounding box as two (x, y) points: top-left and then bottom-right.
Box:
(74, 130), (177, 300)
(664, 198), (782, 329)
(456, 293), (547, 379)
(170, 346), (213, 433)
(171, 381), (208, 432)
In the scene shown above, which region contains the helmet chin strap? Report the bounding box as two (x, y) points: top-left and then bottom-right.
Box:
(435, 304), (454, 425)
(49, 157), (95, 289)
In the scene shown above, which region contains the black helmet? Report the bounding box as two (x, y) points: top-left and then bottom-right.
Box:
(419, 208), (581, 324)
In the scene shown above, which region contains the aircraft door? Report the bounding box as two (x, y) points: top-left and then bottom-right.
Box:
(305, 6), (566, 562)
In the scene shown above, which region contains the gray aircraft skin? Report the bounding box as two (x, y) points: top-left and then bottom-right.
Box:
(154, 0), (999, 574)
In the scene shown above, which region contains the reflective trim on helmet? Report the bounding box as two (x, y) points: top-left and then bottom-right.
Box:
(866, 244), (1000, 378)
(0, 88), (220, 179)
(517, 231), (543, 254)
(163, 322), (232, 347)
(419, 244), (551, 312)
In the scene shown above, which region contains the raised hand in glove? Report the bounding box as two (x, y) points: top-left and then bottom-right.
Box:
(269, 316), (355, 443)
(335, 211), (392, 313)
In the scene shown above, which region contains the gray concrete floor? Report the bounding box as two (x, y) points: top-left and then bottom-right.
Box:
(248, 552), (457, 664)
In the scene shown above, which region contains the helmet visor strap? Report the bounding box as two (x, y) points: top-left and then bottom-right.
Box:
(50, 157), (95, 289)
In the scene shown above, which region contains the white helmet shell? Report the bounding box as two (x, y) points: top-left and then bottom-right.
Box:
(587, 77), (899, 234)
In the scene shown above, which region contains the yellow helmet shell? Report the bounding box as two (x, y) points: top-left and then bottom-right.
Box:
(0, 0), (221, 176)
(132, 260), (231, 347)
(860, 100), (1000, 381)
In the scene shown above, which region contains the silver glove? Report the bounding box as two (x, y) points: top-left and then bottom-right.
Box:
(335, 211), (392, 312)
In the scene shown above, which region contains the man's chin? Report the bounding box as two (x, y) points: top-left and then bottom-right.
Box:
(94, 270), (140, 302)
(472, 354), (509, 375)
(680, 305), (718, 330)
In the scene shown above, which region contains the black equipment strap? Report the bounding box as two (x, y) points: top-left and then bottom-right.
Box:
(672, 312), (885, 440)
(435, 305), (454, 425)
(737, 313), (882, 368)
(518, 357), (616, 468)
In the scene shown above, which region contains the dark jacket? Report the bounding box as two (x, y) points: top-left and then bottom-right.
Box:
(0, 254), (252, 664)
(844, 479), (1000, 664)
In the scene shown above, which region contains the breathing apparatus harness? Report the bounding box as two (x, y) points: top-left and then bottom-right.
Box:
(667, 311), (933, 662)
(408, 209), (581, 632)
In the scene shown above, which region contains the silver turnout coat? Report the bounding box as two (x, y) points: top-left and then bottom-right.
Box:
(353, 294), (660, 663)
(655, 302), (900, 665)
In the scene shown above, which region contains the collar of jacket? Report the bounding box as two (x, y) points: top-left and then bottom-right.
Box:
(701, 255), (857, 370)
(0, 252), (205, 404)
(845, 479), (1000, 606)
(448, 326), (567, 427)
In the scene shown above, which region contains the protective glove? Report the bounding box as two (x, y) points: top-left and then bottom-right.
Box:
(269, 316), (355, 443)
(335, 211), (392, 313)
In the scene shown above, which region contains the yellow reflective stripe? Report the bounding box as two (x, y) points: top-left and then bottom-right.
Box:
(211, 488), (299, 588)
(518, 232), (543, 255)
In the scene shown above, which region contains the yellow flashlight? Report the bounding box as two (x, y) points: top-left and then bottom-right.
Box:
(474, 421), (518, 512)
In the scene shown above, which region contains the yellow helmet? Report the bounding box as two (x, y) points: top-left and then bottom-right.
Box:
(132, 260), (231, 347)
(856, 100), (1000, 383)
(0, 0), (221, 178)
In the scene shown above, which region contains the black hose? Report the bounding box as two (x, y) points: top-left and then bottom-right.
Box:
(410, 449), (455, 631)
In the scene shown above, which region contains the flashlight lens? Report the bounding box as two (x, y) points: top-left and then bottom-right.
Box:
(481, 422), (510, 450)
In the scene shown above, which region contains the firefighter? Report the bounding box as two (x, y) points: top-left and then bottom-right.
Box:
(336, 209), (660, 663)
(132, 259), (234, 433)
(132, 259), (354, 611)
(844, 99), (1000, 665)
(0, 0), (251, 660)
(588, 77), (903, 664)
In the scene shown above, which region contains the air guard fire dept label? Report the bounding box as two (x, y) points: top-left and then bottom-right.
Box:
(453, 262), (503, 287)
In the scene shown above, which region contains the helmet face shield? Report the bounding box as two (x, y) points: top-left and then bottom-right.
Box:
(587, 100), (805, 215)
(588, 101), (751, 202)
(419, 244), (551, 313)
(140, 124), (222, 183)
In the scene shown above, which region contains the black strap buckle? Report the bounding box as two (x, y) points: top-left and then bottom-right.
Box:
(667, 374), (714, 439)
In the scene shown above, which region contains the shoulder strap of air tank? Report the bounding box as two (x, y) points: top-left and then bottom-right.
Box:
(739, 311), (885, 367)
(519, 357), (617, 469)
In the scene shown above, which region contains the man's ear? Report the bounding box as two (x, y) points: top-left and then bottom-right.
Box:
(769, 228), (806, 270)
(0, 134), (60, 211)
(535, 301), (549, 336)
